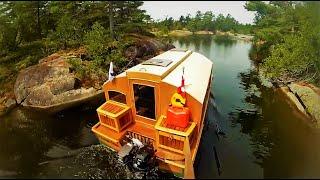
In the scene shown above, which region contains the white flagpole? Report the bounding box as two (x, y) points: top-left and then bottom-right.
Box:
(108, 62), (115, 82)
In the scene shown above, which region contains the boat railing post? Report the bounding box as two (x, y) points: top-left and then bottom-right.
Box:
(183, 136), (195, 179)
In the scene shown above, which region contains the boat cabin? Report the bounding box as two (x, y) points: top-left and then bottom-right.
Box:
(92, 49), (213, 178)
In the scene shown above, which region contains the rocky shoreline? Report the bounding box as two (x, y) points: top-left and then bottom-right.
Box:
(0, 35), (174, 116)
(0, 96), (17, 116)
(280, 82), (320, 127)
(163, 29), (254, 42)
(258, 69), (320, 128)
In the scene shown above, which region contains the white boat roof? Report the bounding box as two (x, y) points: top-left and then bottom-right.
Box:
(126, 49), (193, 80)
(162, 51), (213, 103)
(112, 49), (213, 104)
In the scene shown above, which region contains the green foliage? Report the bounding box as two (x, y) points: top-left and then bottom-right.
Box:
(248, 1), (320, 85)
(186, 19), (198, 33)
(0, 22), (19, 52)
(0, 1), (152, 94)
(83, 22), (127, 71)
(153, 11), (250, 35)
(50, 15), (83, 49)
(244, 1), (278, 23)
(105, 47), (127, 68)
(68, 57), (87, 79)
(215, 14), (239, 32)
(84, 22), (111, 57)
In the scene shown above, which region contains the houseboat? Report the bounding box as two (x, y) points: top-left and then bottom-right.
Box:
(91, 49), (213, 179)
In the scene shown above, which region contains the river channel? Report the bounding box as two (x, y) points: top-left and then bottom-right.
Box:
(0, 35), (319, 178)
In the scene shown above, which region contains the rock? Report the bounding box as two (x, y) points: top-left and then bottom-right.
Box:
(195, 30), (214, 35)
(4, 98), (16, 110)
(0, 105), (5, 116)
(124, 34), (173, 59)
(0, 97), (5, 104)
(280, 86), (307, 115)
(168, 30), (193, 37)
(258, 69), (273, 88)
(287, 82), (320, 126)
(14, 53), (101, 113)
(0, 97), (16, 116)
(46, 144), (82, 159)
(248, 84), (261, 97)
(14, 54), (71, 104)
(0, 170), (18, 177)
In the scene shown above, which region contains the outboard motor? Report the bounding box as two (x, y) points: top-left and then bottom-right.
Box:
(118, 135), (157, 172)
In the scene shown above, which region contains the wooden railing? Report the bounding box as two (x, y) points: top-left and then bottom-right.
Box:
(155, 115), (196, 154)
(97, 100), (132, 132)
(126, 131), (155, 147)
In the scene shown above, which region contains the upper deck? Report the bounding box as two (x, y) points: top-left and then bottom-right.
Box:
(125, 49), (193, 82)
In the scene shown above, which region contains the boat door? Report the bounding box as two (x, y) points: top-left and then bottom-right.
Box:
(129, 80), (159, 125)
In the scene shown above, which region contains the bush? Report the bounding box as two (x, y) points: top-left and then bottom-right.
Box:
(49, 15), (83, 50)
(83, 22), (129, 71)
(0, 23), (19, 52)
(68, 57), (86, 79)
(84, 22), (111, 58)
(263, 33), (320, 84)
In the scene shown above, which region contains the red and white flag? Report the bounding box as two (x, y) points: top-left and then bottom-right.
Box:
(177, 67), (186, 98)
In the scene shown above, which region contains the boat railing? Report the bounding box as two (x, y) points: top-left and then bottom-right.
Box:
(96, 100), (132, 132)
(155, 115), (197, 154)
(126, 130), (155, 147)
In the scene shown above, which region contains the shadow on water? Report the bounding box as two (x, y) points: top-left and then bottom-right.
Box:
(0, 99), (178, 179)
(213, 35), (237, 47)
(0, 104), (100, 178)
(228, 67), (320, 178)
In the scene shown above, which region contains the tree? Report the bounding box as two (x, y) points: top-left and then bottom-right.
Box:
(244, 1), (278, 24)
(186, 18), (197, 33)
(109, 1), (114, 40)
(202, 11), (215, 31)
(51, 15), (82, 49)
(84, 22), (111, 58)
(262, 2), (320, 84)
(179, 15), (186, 26)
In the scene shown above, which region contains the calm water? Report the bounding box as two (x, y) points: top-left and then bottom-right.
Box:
(171, 35), (320, 178)
(1, 35), (320, 178)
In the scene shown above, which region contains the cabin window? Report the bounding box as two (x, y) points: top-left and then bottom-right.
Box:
(133, 84), (156, 120)
(108, 91), (126, 104)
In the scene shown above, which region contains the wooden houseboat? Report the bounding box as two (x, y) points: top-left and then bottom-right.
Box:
(91, 49), (213, 179)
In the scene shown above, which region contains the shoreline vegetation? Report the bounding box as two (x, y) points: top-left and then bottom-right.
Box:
(244, 1), (320, 126)
(0, 1), (173, 115)
(151, 29), (254, 42)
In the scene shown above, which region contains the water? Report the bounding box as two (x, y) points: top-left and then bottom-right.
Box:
(171, 35), (320, 178)
(1, 35), (320, 178)
(0, 105), (101, 178)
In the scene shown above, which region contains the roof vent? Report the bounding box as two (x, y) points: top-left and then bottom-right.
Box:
(142, 59), (173, 67)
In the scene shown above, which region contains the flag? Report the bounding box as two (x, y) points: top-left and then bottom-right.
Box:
(108, 62), (115, 81)
(177, 67), (186, 98)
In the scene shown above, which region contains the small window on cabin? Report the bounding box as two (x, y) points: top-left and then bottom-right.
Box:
(133, 84), (156, 120)
(108, 91), (126, 104)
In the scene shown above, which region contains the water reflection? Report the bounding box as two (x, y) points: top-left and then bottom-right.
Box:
(230, 66), (320, 178)
(229, 68), (274, 166)
(0, 108), (53, 177)
(173, 35), (320, 178)
(213, 35), (237, 47)
(0, 105), (99, 177)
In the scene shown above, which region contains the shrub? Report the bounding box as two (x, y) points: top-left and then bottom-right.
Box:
(84, 22), (111, 58)
(50, 15), (83, 50)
